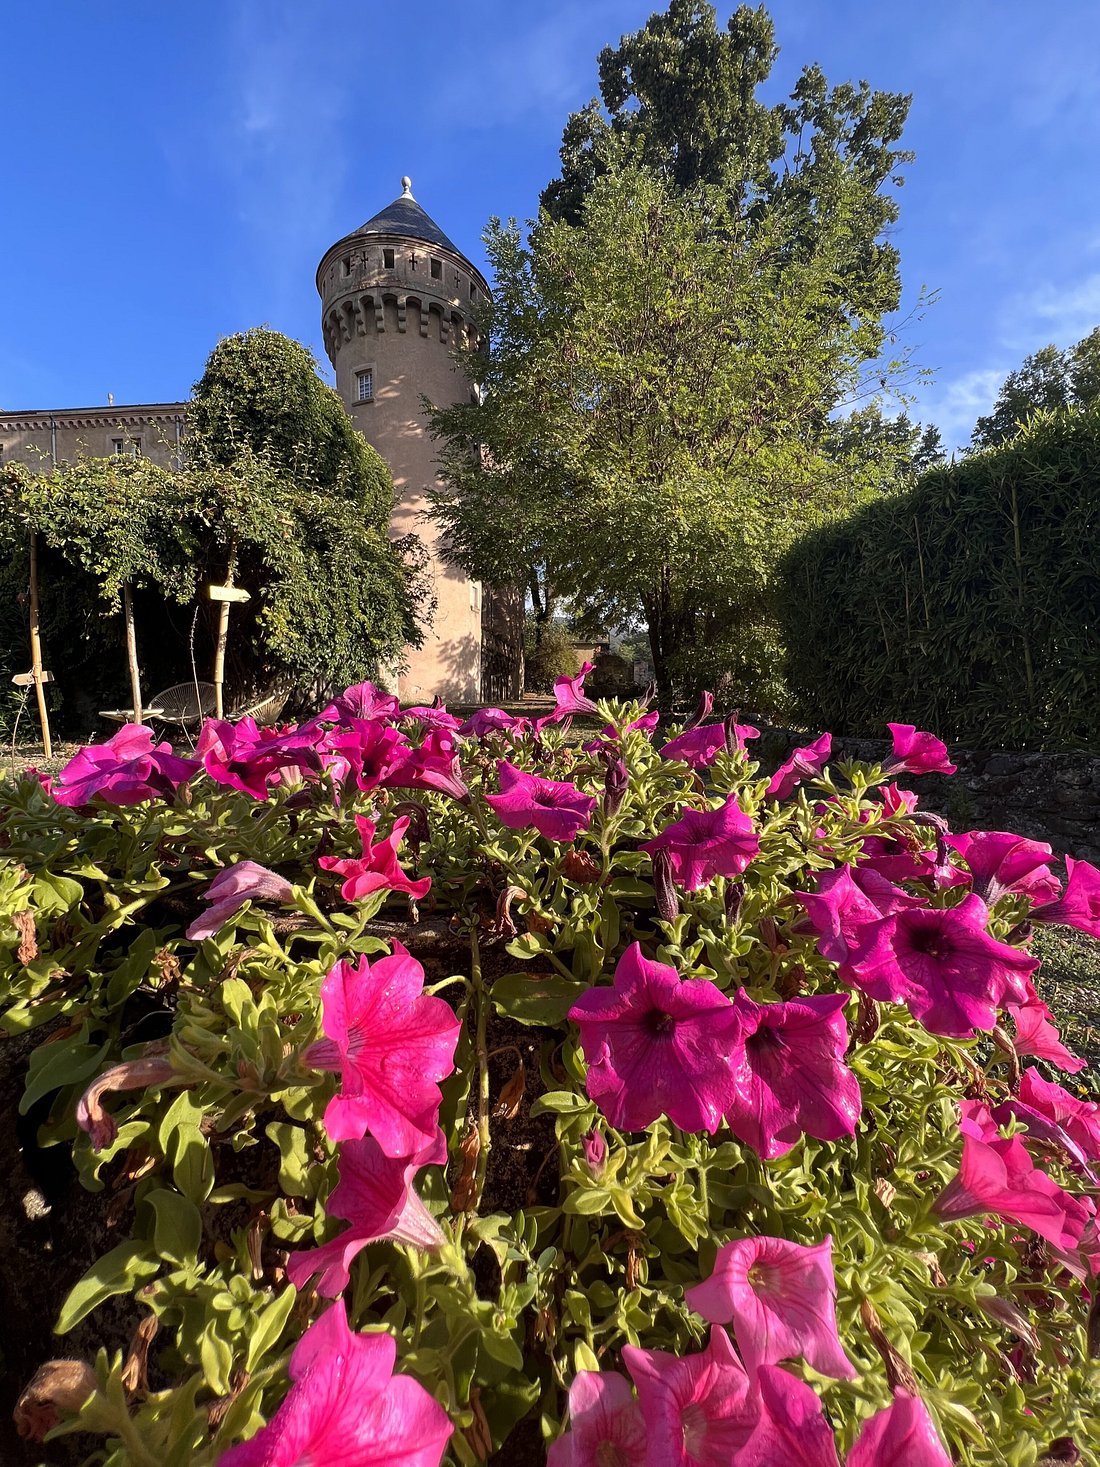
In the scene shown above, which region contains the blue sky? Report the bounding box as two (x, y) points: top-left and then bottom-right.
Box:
(3, 1), (1099, 450)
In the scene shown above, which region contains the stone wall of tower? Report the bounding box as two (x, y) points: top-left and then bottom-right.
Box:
(317, 227), (489, 704)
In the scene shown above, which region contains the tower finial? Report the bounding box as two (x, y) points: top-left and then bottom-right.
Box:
(401, 175), (413, 198)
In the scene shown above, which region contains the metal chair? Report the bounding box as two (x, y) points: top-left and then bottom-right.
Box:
(230, 688), (290, 727)
(150, 682), (218, 729)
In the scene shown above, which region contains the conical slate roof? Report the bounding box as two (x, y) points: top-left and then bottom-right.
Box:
(358, 178), (461, 256)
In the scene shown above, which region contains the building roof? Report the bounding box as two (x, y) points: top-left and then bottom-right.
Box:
(357, 178), (462, 256)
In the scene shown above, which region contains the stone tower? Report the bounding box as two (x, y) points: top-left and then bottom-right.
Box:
(317, 178), (490, 703)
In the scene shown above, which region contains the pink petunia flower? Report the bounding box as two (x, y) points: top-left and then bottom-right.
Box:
(621, 1327), (757, 1466)
(568, 943), (741, 1134)
(286, 1134), (446, 1297)
(186, 861), (295, 941)
(1006, 989), (1086, 1074)
(640, 799), (759, 893)
(50, 725), (199, 808)
(486, 760), (597, 842)
(933, 1100), (1092, 1251)
(796, 865), (919, 969)
(198, 717), (324, 800)
(320, 718), (408, 792)
(945, 830), (1060, 905)
(546, 1372), (647, 1467)
(685, 1234), (855, 1380)
(551, 661), (600, 719)
(739, 1365), (842, 1467)
(304, 946), (461, 1153)
(884, 724), (957, 777)
(994, 1067), (1100, 1173)
(319, 815), (431, 904)
(724, 991), (861, 1160)
(846, 1392), (952, 1467)
(843, 894), (1039, 1037)
(458, 707), (520, 739)
(382, 729), (469, 801)
(1033, 856), (1100, 940)
(766, 733), (832, 800)
(216, 1299), (452, 1467)
(660, 721), (760, 771)
(313, 681), (401, 726)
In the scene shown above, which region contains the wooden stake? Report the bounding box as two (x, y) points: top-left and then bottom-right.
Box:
(211, 540), (239, 720)
(27, 532), (53, 759)
(123, 581), (143, 724)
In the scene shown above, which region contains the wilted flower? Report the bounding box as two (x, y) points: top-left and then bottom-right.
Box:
(14, 1360), (97, 1442)
(946, 830), (1060, 905)
(884, 724), (957, 777)
(1033, 856), (1100, 940)
(486, 760), (597, 842)
(319, 815), (432, 903)
(216, 1299), (452, 1467)
(844, 894), (1039, 1037)
(766, 733), (832, 800)
(186, 860), (295, 941)
(685, 1233), (856, 1380)
(934, 1100), (1092, 1251)
(846, 1392), (953, 1467)
(568, 943), (741, 1134)
(286, 1135), (446, 1296)
(640, 798), (759, 892)
(724, 991), (860, 1159)
(76, 1052), (177, 1151)
(546, 1371), (646, 1467)
(50, 724), (199, 808)
(304, 946), (461, 1153)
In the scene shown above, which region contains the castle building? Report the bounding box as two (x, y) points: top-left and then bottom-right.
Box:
(0, 178), (517, 705)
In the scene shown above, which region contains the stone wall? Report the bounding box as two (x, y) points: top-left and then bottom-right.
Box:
(756, 728), (1100, 864)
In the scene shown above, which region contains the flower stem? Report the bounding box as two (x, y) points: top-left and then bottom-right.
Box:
(470, 928), (492, 1211)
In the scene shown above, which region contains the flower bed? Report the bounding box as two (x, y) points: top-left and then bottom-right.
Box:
(2, 672), (1099, 1464)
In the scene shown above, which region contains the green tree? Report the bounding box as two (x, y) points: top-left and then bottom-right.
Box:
(430, 164), (910, 706)
(970, 327), (1100, 450)
(824, 405), (945, 489)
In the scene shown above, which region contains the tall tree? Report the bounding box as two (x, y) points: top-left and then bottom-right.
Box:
(431, 166), (910, 705)
(970, 327), (1100, 450)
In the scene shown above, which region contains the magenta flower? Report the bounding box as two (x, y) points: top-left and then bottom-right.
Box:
(286, 1135), (446, 1296)
(724, 991), (860, 1160)
(486, 760), (597, 842)
(582, 1128), (608, 1178)
(796, 865), (918, 968)
(323, 718), (407, 792)
(319, 816), (431, 904)
(186, 861), (295, 941)
(621, 1328), (757, 1465)
(847, 1393), (952, 1467)
(640, 799), (759, 892)
(739, 1365), (841, 1467)
(1034, 856), (1100, 939)
(314, 680), (401, 725)
(50, 725), (198, 808)
(884, 723), (957, 777)
(198, 717), (323, 799)
(382, 729), (469, 801)
(216, 1299), (451, 1467)
(400, 706), (463, 733)
(1006, 992), (1086, 1074)
(945, 830), (1060, 905)
(551, 661), (600, 719)
(766, 732), (832, 800)
(304, 946), (461, 1153)
(934, 1101), (1092, 1251)
(685, 1234), (855, 1380)
(458, 707), (520, 739)
(844, 894), (1039, 1037)
(568, 943), (741, 1134)
(546, 1372), (646, 1467)
(661, 721), (760, 770)
(995, 1067), (1100, 1173)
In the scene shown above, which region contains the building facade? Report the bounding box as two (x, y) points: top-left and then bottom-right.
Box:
(0, 178), (519, 704)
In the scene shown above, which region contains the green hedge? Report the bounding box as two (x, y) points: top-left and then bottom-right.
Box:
(778, 404), (1100, 749)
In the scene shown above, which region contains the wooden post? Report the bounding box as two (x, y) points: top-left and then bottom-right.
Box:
(211, 540), (239, 720)
(27, 533), (53, 759)
(122, 581), (143, 724)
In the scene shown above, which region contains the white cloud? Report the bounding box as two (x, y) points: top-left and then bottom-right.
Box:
(917, 366), (1008, 454)
(1010, 272), (1100, 349)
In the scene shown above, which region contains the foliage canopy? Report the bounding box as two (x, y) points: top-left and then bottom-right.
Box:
(970, 326), (1100, 450)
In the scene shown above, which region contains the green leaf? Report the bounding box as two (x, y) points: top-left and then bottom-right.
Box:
(490, 971), (587, 1026)
(529, 1090), (588, 1117)
(20, 1034), (111, 1114)
(55, 1241), (160, 1333)
(142, 1188), (202, 1264)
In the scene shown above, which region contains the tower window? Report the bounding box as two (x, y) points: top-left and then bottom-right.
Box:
(356, 370), (374, 403)
(112, 436), (142, 456)
(430, 257), (442, 280)
(383, 248), (395, 269)
(469, 282), (477, 300)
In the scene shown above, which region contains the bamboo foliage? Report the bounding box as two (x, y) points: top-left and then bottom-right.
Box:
(779, 404), (1100, 750)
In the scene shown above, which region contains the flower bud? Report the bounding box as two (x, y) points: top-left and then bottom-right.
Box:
(652, 848), (680, 923)
(724, 880), (745, 926)
(723, 711), (742, 754)
(1041, 1440), (1080, 1464)
(392, 800), (430, 848)
(684, 690), (714, 732)
(582, 1127), (607, 1178)
(603, 757), (628, 818)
